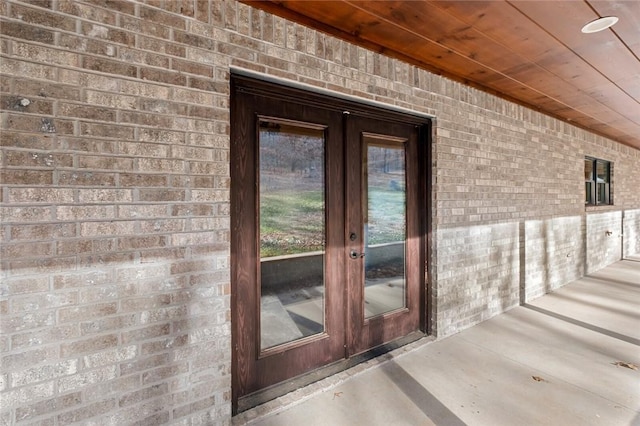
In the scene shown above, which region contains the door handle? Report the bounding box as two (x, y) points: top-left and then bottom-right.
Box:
(349, 250), (365, 259)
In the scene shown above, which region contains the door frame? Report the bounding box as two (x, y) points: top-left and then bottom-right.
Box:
(230, 73), (433, 414)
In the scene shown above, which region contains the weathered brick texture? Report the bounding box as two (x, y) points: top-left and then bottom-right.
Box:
(623, 209), (640, 257)
(586, 211), (623, 274)
(1, 0), (639, 424)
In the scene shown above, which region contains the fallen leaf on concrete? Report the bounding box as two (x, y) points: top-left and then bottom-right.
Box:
(612, 361), (638, 370)
(333, 392), (343, 399)
(532, 376), (546, 382)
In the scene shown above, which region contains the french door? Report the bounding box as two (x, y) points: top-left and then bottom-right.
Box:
(231, 76), (429, 413)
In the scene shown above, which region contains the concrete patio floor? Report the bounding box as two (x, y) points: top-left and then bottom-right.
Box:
(234, 256), (640, 426)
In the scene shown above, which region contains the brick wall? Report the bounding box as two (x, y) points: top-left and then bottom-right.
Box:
(522, 216), (584, 303)
(623, 209), (640, 257)
(586, 212), (623, 274)
(1, 0), (639, 423)
(1, 1), (232, 424)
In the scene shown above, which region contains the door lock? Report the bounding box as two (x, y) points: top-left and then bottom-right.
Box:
(349, 250), (365, 259)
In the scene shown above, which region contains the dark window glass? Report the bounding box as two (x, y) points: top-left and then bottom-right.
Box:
(584, 159), (593, 204)
(585, 157), (611, 206)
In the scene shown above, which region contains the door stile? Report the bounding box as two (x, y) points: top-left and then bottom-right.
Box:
(343, 111), (364, 354)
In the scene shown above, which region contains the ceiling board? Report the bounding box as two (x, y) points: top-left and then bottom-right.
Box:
(245, 1), (640, 150)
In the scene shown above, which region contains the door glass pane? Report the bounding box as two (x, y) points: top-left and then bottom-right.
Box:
(363, 136), (406, 318)
(259, 120), (326, 350)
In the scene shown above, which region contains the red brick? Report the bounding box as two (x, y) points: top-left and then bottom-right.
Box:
(56, 397), (117, 425)
(191, 176), (215, 188)
(141, 363), (189, 385)
(139, 247), (188, 263)
(0, 241), (53, 261)
(60, 136), (118, 153)
(79, 0), (136, 16)
(138, 219), (186, 234)
(139, 5), (187, 29)
(7, 256), (76, 278)
(1, 310), (55, 333)
(80, 122), (135, 139)
(173, 30), (216, 50)
(9, 3), (76, 31)
(138, 189), (185, 202)
(121, 295), (171, 313)
(130, 412), (171, 426)
(79, 314), (138, 336)
(77, 155), (135, 171)
(5, 113), (74, 134)
(195, 0), (210, 23)
(4, 150), (72, 168)
(58, 303), (118, 324)
(53, 270), (110, 289)
(139, 68), (186, 86)
(172, 396), (216, 420)
(10, 223), (76, 241)
(79, 22), (133, 45)
(58, 102), (117, 122)
(0, 57), (58, 80)
(59, 334), (119, 358)
(15, 392), (82, 422)
(2, 92), (54, 112)
(171, 204), (215, 217)
(119, 173), (168, 188)
(117, 46), (170, 68)
(13, 41), (79, 66)
(11, 324), (80, 350)
(118, 236), (168, 250)
(55, 205), (116, 221)
(119, 383), (169, 408)
(57, 170), (117, 186)
(137, 35), (186, 57)
(77, 189), (133, 203)
(56, 238), (116, 256)
(0, 169), (53, 185)
(80, 221), (136, 238)
(138, 158), (185, 173)
(121, 324), (171, 344)
(82, 56), (137, 78)
(119, 15), (170, 39)
(120, 353), (170, 376)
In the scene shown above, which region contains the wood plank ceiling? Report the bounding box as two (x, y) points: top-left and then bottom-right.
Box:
(244, 1), (640, 150)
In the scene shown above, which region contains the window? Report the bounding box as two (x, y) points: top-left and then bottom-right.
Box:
(585, 157), (611, 205)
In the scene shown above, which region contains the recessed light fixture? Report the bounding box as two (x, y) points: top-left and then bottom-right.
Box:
(581, 16), (619, 33)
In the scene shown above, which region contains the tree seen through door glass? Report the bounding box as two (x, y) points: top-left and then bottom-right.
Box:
(364, 140), (407, 318)
(259, 121), (326, 350)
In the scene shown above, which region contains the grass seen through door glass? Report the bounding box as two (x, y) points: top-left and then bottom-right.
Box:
(260, 187), (404, 257)
(260, 190), (325, 257)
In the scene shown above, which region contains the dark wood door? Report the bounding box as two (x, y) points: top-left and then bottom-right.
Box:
(231, 82), (347, 407)
(345, 115), (423, 355)
(232, 76), (427, 413)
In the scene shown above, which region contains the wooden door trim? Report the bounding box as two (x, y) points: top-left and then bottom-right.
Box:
(231, 74), (433, 414)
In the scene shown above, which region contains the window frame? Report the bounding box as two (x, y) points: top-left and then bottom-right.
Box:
(584, 156), (612, 206)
